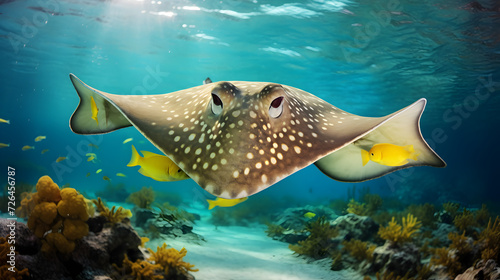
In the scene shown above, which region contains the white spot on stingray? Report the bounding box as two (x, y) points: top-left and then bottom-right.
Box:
(238, 120), (244, 126)
(261, 174), (267, 183)
(246, 153), (254, 159)
(312, 132), (318, 138)
(192, 163), (197, 170)
(307, 143), (312, 147)
(174, 136), (181, 142)
(289, 135), (296, 141)
(249, 133), (256, 139)
(271, 157), (277, 164)
(195, 148), (202, 155)
(255, 162), (262, 169)
(277, 153), (283, 160)
(237, 190), (248, 197)
(294, 146), (301, 154)
(232, 110), (241, 117)
(184, 147), (191, 154)
(244, 167), (250, 175)
(229, 148), (235, 154)
(203, 162), (209, 169)
(205, 184), (214, 193)
(168, 130), (175, 135)
(298, 132), (304, 137)
(210, 152), (216, 159)
(188, 133), (196, 141)
(281, 144), (289, 151)
(212, 164), (218, 171)
(199, 134), (205, 143)
(249, 111), (257, 118)
(233, 170), (239, 178)
(221, 158), (227, 165)
(259, 149), (264, 155)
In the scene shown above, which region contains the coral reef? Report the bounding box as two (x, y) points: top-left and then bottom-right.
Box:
(342, 239), (376, 262)
(455, 259), (500, 280)
(93, 197), (133, 224)
(477, 217), (500, 262)
(16, 176), (91, 254)
(147, 243), (198, 278)
(289, 216), (339, 259)
(127, 186), (156, 209)
(378, 214), (421, 245)
(453, 209), (477, 233)
(333, 213), (378, 241)
(371, 242), (421, 277)
(113, 254), (163, 280)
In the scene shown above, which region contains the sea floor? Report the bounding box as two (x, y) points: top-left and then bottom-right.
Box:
(145, 218), (364, 280)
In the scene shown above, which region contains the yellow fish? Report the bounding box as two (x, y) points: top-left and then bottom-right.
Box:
(34, 136), (46, 142)
(123, 138), (133, 144)
(88, 143), (99, 149)
(41, 149), (49, 154)
(127, 145), (189, 182)
(361, 143), (418, 167)
(22, 145), (34, 151)
(116, 173), (127, 177)
(96, 169), (102, 174)
(207, 197), (248, 210)
(90, 96), (99, 125)
(103, 176), (110, 181)
(0, 118), (9, 124)
(86, 153), (97, 162)
(56, 157), (67, 163)
(304, 212), (316, 219)
(0, 143), (10, 148)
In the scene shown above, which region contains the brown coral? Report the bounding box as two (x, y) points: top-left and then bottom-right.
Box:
(93, 197), (132, 224)
(378, 214), (421, 244)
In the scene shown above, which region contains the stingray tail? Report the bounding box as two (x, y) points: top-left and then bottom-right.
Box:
(207, 199), (217, 210)
(361, 149), (370, 166)
(127, 145), (142, 167)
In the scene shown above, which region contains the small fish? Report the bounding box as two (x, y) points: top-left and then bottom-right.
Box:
(103, 176), (110, 181)
(41, 149), (50, 154)
(86, 172), (91, 177)
(96, 169), (102, 174)
(116, 173), (127, 177)
(22, 145), (34, 151)
(62, 183), (70, 188)
(0, 118), (10, 124)
(207, 197), (248, 210)
(0, 143), (10, 148)
(88, 143), (99, 149)
(56, 157), (67, 163)
(361, 143), (418, 167)
(304, 212), (316, 219)
(123, 138), (133, 144)
(127, 145), (189, 182)
(90, 96), (99, 125)
(86, 152), (97, 162)
(34, 136), (46, 142)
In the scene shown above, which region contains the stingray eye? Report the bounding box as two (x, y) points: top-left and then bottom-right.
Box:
(269, 96), (284, 118)
(211, 93), (223, 115)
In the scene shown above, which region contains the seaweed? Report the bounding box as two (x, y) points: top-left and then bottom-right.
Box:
(347, 199), (368, 216)
(378, 214), (421, 244)
(113, 254), (162, 280)
(405, 204), (437, 228)
(127, 186), (155, 209)
(342, 239), (376, 262)
(265, 223), (286, 238)
(289, 216), (338, 259)
(430, 247), (462, 277)
(148, 243), (198, 277)
(453, 209), (477, 233)
(93, 197), (132, 224)
(477, 216), (500, 262)
(442, 202), (460, 218)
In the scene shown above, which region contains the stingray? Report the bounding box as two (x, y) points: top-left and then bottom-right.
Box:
(69, 74), (445, 199)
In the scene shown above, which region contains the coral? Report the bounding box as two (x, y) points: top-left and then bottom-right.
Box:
(0, 236), (29, 279)
(405, 204), (437, 228)
(289, 216), (338, 259)
(455, 259), (500, 280)
(148, 243), (198, 277)
(430, 247), (462, 277)
(156, 202), (195, 224)
(58, 188), (90, 221)
(347, 199), (368, 216)
(475, 204), (490, 227)
(127, 186), (156, 209)
(265, 223), (285, 238)
(93, 197), (132, 224)
(442, 202), (460, 218)
(454, 209), (477, 232)
(140, 237), (150, 247)
(477, 216), (500, 262)
(113, 254), (163, 280)
(378, 214), (421, 244)
(16, 176), (92, 254)
(342, 239), (376, 262)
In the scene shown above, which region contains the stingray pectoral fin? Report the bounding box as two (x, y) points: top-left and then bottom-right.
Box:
(69, 74), (132, 134)
(315, 98), (446, 182)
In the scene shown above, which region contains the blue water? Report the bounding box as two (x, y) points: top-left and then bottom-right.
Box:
(1, 0), (499, 209)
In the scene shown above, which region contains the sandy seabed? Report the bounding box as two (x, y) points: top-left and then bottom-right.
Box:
(147, 219), (364, 280)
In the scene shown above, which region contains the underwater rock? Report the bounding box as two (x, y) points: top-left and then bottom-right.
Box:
(332, 213), (378, 241)
(371, 241), (421, 277)
(274, 205), (337, 232)
(455, 259), (500, 280)
(0, 219), (40, 255)
(431, 223), (456, 247)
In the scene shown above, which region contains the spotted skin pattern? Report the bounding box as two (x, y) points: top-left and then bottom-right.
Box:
(69, 75), (446, 199)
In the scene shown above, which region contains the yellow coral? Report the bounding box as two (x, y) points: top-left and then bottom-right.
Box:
(27, 201), (58, 238)
(347, 199), (368, 216)
(36, 175), (62, 203)
(478, 216), (500, 262)
(93, 197), (132, 223)
(42, 232), (76, 254)
(114, 254), (163, 280)
(148, 243), (198, 277)
(0, 237), (29, 279)
(63, 219), (89, 241)
(378, 214), (421, 244)
(57, 188), (90, 221)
